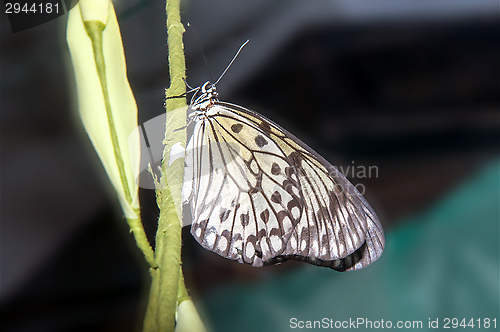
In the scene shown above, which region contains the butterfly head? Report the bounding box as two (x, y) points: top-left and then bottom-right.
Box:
(201, 81), (217, 96)
(191, 81), (218, 112)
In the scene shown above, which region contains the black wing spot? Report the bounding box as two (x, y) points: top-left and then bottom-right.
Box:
(260, 209), (270, 224)
(288, 151), (302, 166)
(219, 208), (231, 222)
(231, 123), (243, 133)
(271, 162), (281, 175)
(240, 213), (250, 227)
(255, 135), (268, 147)
(259, 120), (271, 132)
(271, 191), (282, 204)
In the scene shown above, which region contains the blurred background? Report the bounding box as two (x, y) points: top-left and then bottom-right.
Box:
(1, 0), (499, 331)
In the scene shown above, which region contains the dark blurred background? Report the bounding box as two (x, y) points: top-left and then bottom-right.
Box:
(1, 0), (499, 331)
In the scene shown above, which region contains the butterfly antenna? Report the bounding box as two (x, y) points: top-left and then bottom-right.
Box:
(182, 77), (197, 92)
(180, 77), (202, 105)
(186, 22), (213, 82)
(214, 39), (249, 86)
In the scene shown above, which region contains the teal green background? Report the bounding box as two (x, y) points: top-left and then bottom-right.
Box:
(201, 160), (500, 331)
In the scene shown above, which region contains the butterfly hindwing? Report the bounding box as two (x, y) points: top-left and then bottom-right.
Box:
(220, 102), (385, 271)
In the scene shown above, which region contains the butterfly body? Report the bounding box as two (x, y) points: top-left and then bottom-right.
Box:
(182, 82), (385, 271)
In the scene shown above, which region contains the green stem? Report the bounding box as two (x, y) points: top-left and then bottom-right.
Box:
(84, 21), (132, 204)
(143, 0), (188, 330)
(84, 21), (157, 269)
(143, 267), (160, 331)
(128, 214), (157, 268)
(153, 185), (182, 331)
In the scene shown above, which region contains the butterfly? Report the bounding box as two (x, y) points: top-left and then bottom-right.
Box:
(181, 44), (385, 272)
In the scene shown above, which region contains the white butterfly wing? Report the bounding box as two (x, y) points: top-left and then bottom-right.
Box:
(183, 105), (303, 266)
(183, 102), (385, 271)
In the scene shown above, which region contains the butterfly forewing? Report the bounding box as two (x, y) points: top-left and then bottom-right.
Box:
(183, 105), (305, 266)
(183, 89), (385, 271)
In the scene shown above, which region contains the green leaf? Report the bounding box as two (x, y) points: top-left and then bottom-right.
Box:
(67, 1), (156, 268)
(67, 2), (139, 220)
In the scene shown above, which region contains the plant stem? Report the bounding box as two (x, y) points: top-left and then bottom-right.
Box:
(84, 20), (156, 268)
(143, 0), (187, 330)
(154, 185), (182, 331)
(85, 21), (132, 204)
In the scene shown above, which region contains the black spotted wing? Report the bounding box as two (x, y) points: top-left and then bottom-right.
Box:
(182, 101), (385, 271)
